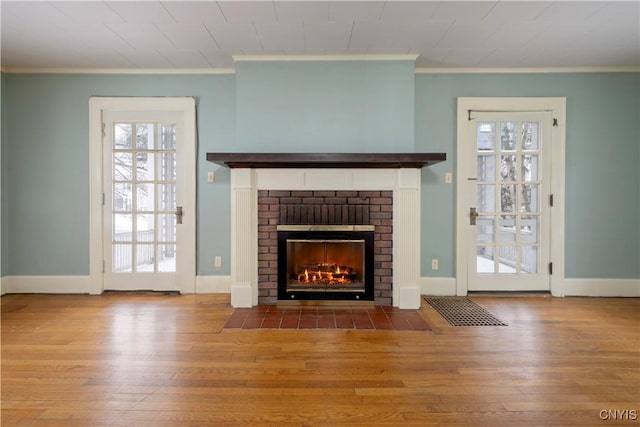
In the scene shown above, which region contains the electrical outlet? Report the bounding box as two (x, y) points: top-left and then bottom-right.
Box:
(214, 256), (222, 269)
(445, 173), (453, 184)
(207, 172), (215, 183)
(431, 259), (439, 270)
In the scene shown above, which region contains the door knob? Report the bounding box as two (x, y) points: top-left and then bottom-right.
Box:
(175, 206), (183, 224)
(470, 207), (479, 225)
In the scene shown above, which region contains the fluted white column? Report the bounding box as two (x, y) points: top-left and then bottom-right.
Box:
(393, 169), (421, 309)
(230, 169), (258, 307)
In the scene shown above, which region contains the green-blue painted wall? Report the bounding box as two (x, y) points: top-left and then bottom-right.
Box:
(1, 69), (638, 281)
(235, 61), (415, 151)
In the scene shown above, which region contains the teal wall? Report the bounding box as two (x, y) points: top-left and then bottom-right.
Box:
(236, 61), (415, 152)
(3, 73), (235, 276)
(417, 72), (640, 278)
(1, 69), (638, 281)
(1, 72), (6, 277)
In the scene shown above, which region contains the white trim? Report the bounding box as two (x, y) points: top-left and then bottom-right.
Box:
(3, 66), (637, 75)
(2, 276), (91, 294)
(1, 67), (235, 75)
(416, 67), (640, 74)
(455, 97), (566, 297)
(88, 97), (197, 295)
(233, 54), (419, 63)
(196, 275), (232, 294)
(0, 277), (7, 295)
(230, 168), (422, 309)
(421, 277), (457, 296)
(564, 279), (640, 297)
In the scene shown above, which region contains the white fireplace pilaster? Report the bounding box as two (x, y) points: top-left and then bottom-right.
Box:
(230, 169), (258, 307)
(230, 168), (422, 309)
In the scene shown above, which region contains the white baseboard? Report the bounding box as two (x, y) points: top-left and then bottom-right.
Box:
(421, 277), (457, 296)
(3, 275), (636, 298)
(563, 278), (640, 297)
(196, 275), (232, 293)
(2, 276), (91, 294)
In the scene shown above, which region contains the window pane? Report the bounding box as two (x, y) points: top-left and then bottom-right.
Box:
(137, 183), (155, 212)
(136, 123), (155, 149)
(522, 154), (539, 181)
(500, 154), (517, 181)
(136, 153), (155, 181)
(158, 244), (176, 272)
(113, 244), (132, 272)
(500, 122), (516, 150)
(159, 124), (176, 149)
(477, 217), (494, 243)
(135, 245), (155, 272)
(114, 123), (132, 149)
(521, 184), (539, 213)
(477, 155), (495, 181)
(159, 152), (176, 181)
(158, 183), (176, 211)
(521, 122), (539, 150)
(136, 214), (154, 242)
(521, 216), (539, 243)
(114, 153), (132, 181)
(498, 216), (516, 242)
(477, 122), (495, 151)
(157, 214), (177, 242)
(500, 184), (516, 212)
(521, 246), (538, 274)
(477, 246), (495, 273)
(113, 183), (132, 212)
(477, 185), (495, 212)
(113, 214), (132, 241)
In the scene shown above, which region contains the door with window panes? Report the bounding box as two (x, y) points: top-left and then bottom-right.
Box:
(466, 112), (551, 291)
(103, 110), (192, 292)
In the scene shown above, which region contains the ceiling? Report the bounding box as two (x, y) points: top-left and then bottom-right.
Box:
(1, 1), (639, 71)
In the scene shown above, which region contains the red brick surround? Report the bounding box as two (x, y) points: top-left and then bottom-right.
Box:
(258, 190), (393, 306)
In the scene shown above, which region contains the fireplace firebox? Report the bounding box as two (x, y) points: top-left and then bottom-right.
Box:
(277, 225), (375, 301)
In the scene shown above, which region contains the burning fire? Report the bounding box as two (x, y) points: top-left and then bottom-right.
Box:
(297, 264), (354, 285)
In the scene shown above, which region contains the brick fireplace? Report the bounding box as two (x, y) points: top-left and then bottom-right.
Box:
(206, 153), (446, 309)
(258, 190), (393, 305)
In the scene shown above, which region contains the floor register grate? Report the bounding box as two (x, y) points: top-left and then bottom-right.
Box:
(425, 297), (508, 326)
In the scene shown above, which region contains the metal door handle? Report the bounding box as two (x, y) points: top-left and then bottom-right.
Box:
(175, 206), (183, 224)
(470, 207), (479, 225)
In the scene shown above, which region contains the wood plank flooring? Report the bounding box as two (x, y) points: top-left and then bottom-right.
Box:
(1, 294), (638, 426)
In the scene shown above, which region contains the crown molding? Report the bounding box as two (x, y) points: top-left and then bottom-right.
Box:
(233, 54), (420, 62)
(0, 67), (236, 75)
(2, 65), (637, 75)
(416, 66), (640, 74)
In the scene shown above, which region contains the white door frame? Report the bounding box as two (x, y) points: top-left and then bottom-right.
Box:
(456, 97), (566, 297)
(88, 97), (196, 294)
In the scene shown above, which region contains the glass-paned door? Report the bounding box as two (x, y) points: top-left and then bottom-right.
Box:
(102, 108), (194, 292)
(111, 122), (177, 273)
(468, 112), (551, 291)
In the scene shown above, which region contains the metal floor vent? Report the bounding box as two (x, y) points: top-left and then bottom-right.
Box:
(425, 297), (508, 326)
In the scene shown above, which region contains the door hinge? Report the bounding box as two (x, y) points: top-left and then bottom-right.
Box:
(549, 194), (554, 207)
(101, 122), (106, 137)
(102, 192), (105, 206)
(548, 262), (553, 275)
(102, 260), (105, 273)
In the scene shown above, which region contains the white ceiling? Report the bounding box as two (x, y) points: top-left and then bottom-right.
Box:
(1, 1), (639, 71)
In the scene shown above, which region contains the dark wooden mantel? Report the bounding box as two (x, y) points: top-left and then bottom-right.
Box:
(206, 152), (446, 169)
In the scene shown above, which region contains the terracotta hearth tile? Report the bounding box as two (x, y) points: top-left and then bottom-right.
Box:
(224, 306), (432, 331)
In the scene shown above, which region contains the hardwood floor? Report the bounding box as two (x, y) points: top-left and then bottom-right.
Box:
(2, 294), (638, 426)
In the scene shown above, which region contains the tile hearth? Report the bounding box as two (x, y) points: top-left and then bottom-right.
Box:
(224, 305), (431, 331)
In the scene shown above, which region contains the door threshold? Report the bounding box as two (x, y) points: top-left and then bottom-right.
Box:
(467, 291), (552, 297)
(103, 290), (181, 296)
